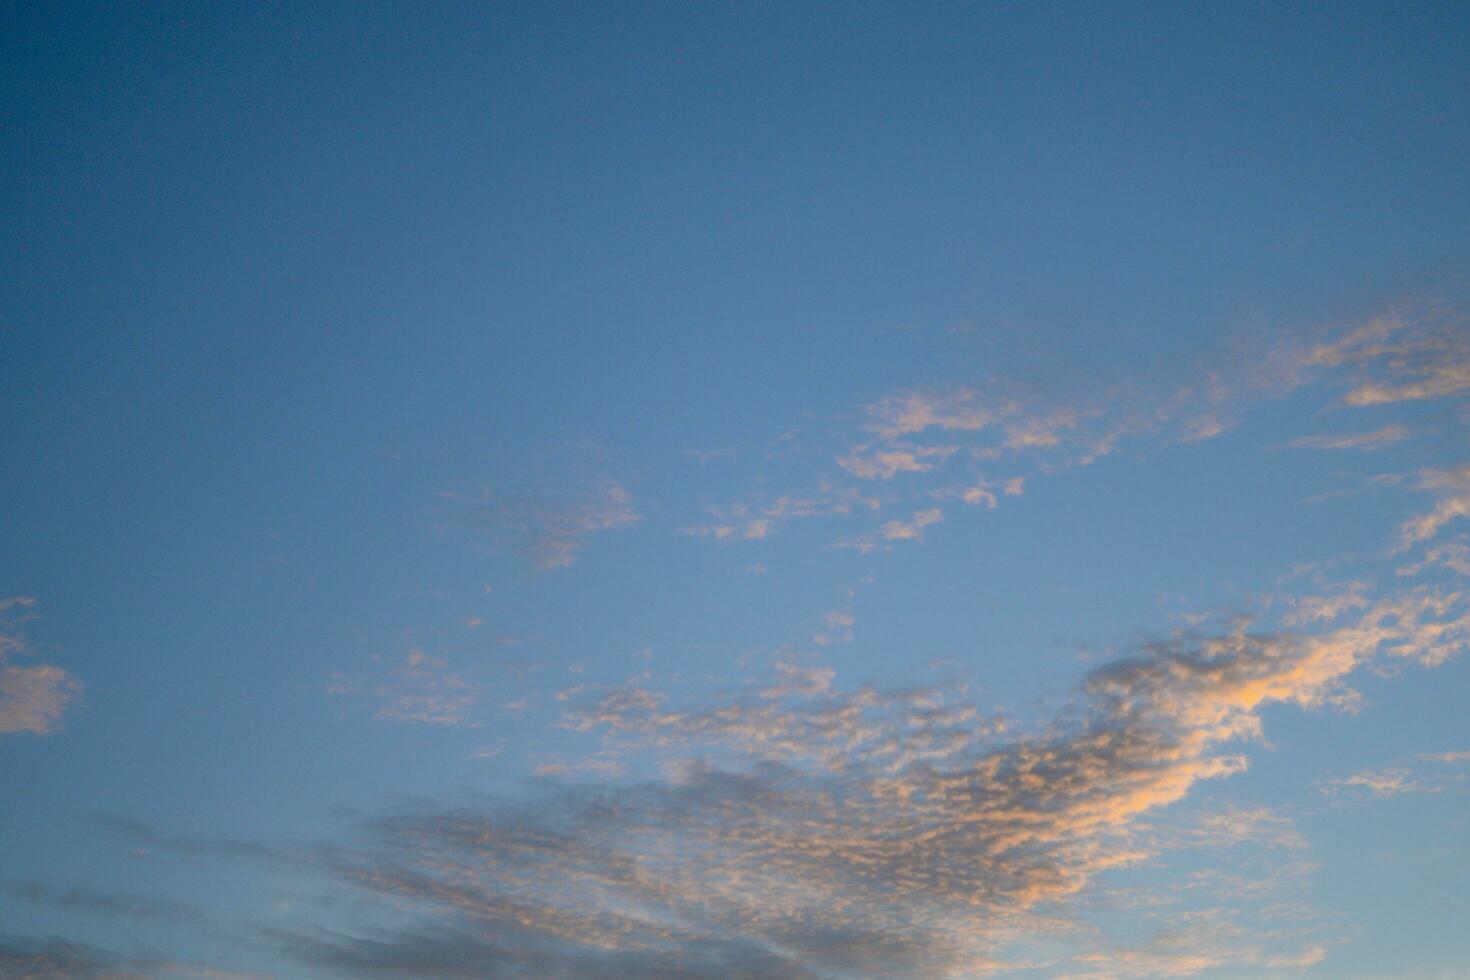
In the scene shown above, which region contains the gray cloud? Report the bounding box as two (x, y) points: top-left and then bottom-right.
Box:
(0, 935), (266, 980)
(1, 880), (205, 924)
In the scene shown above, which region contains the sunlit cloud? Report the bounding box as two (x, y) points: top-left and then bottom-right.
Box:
(0, 597), (82, 737)
(1397, 538), (1470, 578)
(1399, 464), (1470, 549)
(181, 582), (1470, 978)
(839, 443), (958, 480)
(837, 508), (945, 553)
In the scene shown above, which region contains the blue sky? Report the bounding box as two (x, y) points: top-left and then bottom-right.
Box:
(2, 3), (1469, 977)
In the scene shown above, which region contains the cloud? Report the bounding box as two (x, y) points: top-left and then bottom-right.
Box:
(682, 486), (879, 543)
(1322, 767), (1435, 798)
(1283, 424), (1410, 451)
(1282, 583), (1370, 627)
(685, 304), (1469, 566)
(867, 391), (995, 439)
(962, 484), (999, 508)
(939, 476), (1023, 511)
(1296, 306), (1470, 406)
(838, 443), (958, 480)
(813, 611), (855, 647)
(216, 584), (1467, 979)
(273, 921), (823, 980)
(0, 664), (82, 735)
(1002, 409), (1084, 450)
(1172, 805), (1309, 852)
(0, 598), (81, 737)
(533, 752), (628, 779)
(836, 509), (945, 553)
(1, 879), (205, 924)
(1071, 909), (1327, 979)
(469, 478), (639, 570)
(1397, 539), (1470, 578)
(328, 649), (480, 727)
(881, 508), (943, 541)
(0, 935), (264, 980)
(1322, 746), (1470, 798)
(1400, 464), (1470, 549)
(1346, 361), (1470, 405)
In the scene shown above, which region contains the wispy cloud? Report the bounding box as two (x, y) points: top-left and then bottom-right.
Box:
(813, 610), (855, 647)
(463, 477), (639, 570)
(1400, 464), (1470, 549)
(1300, 308), (1470, 406)
(1322, 766), (1436, 798)
(682, 484), (881, 543)
(837, 508), (945, 553)
(1, 879), (205, 924)
(1320, 744), (1470, 799)
(0, 935), (265, 979)
(0, 597), (82, 737)
(1397, 538), (1470, 578)
(688, 304), (1470, 562)
(328, 648), (480, 727)
(1283, 424), (1409, 452)
(1170, 804), (1309, 852)
(839, 442), (958, 480)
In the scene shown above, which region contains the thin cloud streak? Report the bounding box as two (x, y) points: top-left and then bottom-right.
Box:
(1283, 425), (1410, 452)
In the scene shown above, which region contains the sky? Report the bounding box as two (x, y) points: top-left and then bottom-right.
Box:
(2, 2), (1470, 977)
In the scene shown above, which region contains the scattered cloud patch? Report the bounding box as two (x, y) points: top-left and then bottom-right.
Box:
(328, 649), (480, 727)
(209, 585), (1466, 979)
(1400, 464), (1470, 549)
(683, 485), (880, 543)
(465, 478), (639, 570)
(1322, 767), (1436, 798)
(813, 610), (855, 647)
(837, 509), (944, 553)
(839, 443), (958, 480)
(0, 598), (82, 737)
